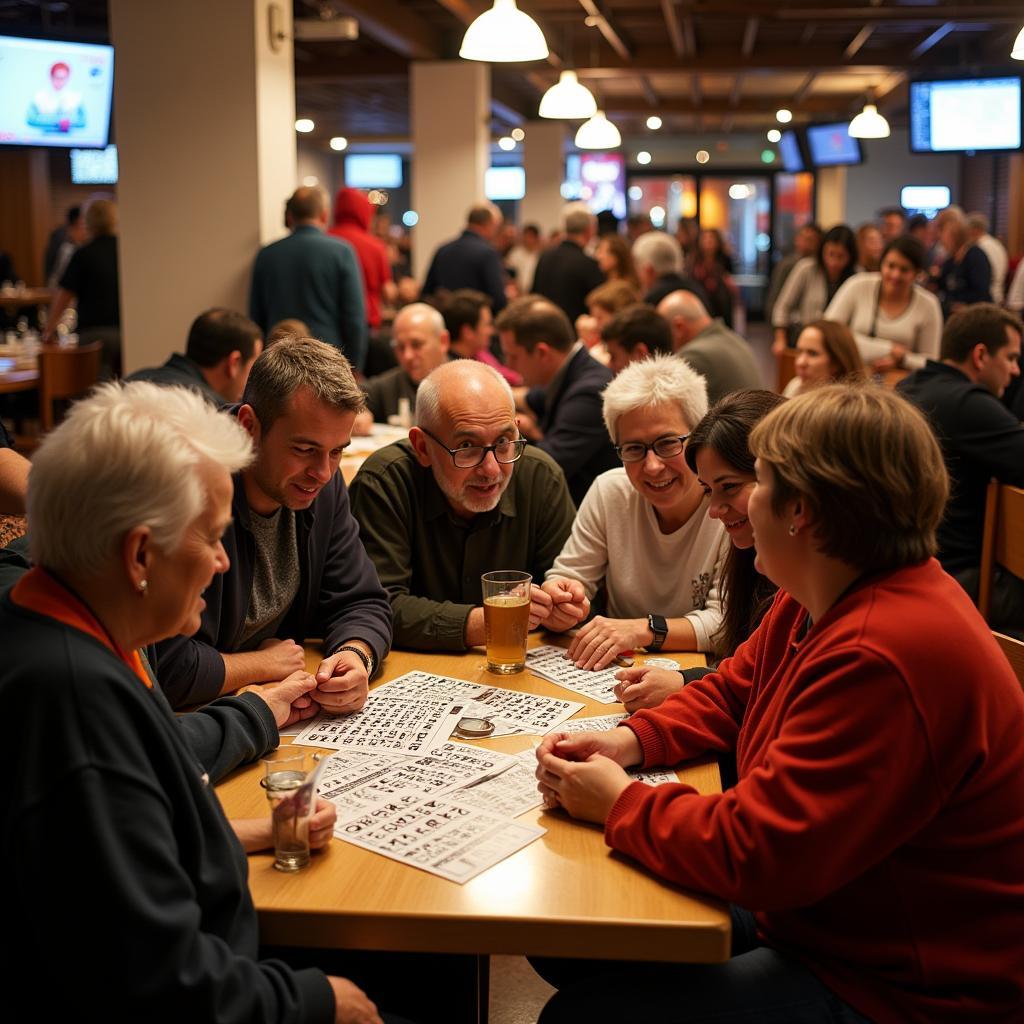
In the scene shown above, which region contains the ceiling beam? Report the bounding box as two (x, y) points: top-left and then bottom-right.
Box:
(741, 18), (759, 58)
(910, 23), (958, 59)
(329, 0), (442, 60)
(601, 94), (886, 117)
(666, 4), (1023, 24)
(690, 72), (702, 108)
(577, 0), (631, 61)
(793, 72), (816, 103)
(295, 53), (410, 80)
(640, 76), (659, 106)
(660, 0), (686, 59)
(730, 73), (745, 107)
(682, 12), (698, 57)
(843, 24), (874, 60)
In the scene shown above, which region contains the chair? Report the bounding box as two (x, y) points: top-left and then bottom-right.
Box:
(37, 342), (102, 432)
(978, 480), (1024, 623)
(776, 347), (797, 393)
(992, 631), (1024, 690)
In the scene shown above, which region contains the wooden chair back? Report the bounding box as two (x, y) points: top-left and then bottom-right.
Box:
(978, 480), (1024, 622)
(777, 347), (797, 393)
(992, 631), (1024, 691)
(38, 342), (102, 431)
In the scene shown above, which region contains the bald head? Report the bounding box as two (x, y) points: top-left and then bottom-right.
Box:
(392, 303), (450, 383)
(657, 290), (711, 350)
(415, 360), (514, 433)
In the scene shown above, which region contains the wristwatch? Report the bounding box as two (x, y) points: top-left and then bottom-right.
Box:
(646, 613), (668, 652)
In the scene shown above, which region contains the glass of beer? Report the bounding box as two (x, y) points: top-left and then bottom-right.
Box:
(482, 570), (532, 674)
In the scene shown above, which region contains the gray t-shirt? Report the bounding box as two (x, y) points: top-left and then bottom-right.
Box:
(239, 506), (301, 650)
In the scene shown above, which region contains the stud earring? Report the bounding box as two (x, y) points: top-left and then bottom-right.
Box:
(788, 524), (798, 536)
(137, 579), (148, 595)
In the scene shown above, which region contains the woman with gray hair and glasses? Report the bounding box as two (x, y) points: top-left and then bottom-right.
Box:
(542, 354), (727, 670)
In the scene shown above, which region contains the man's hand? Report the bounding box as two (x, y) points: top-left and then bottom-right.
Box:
(327, 976), (383, 1024)
(309, 796), (337, 850)
(256, 637), (306, 681)
(241, 670), (320, 728)
(535, 728), (641, 825)
(613, 666), (684, 713)
(315, 649), (369, 714)
(231, 797), (336, 853)
(566, 616), (649, 670)
(540, 578), (590, 633)
(528, 584), (554, 629)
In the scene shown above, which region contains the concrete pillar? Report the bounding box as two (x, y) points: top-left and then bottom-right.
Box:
(519, 120), (566, 235)
(109, 0), (297, 373)
(410, 61), (490, 280)
(815, 166), (847, 228)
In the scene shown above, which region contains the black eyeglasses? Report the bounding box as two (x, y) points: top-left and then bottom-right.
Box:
(419, 426), (527, 469)
(615, 434), (690, 463)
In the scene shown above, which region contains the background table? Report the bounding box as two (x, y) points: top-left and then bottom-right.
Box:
(216, 638), (730, 965)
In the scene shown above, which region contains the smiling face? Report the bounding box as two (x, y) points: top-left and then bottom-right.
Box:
(879, 248), (916, 300)
(794, 326), (837, 387)
(616, 402), (699, 517)
(148, 459), (233, 639)
(240, 387), (355, 515)
(695, 446), (756, 549)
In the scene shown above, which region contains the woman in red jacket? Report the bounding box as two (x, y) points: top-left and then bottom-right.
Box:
(535, 384), (1024, 1024)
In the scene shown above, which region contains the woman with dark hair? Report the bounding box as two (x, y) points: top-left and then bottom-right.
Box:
(689, 228), (738, 326)
(782, 319), (863, 397)
(825, 235), (942, 371)
(771, 224), (858, 353)
(595, 233), (641, 292)
(612, 390), (784, 713)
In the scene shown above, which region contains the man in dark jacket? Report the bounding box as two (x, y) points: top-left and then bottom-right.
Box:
(155, 337), (393, 708)
(898, 303), (1024, 636)
(422, 203), (507, 313)
(498, 296), (617, 506)
(531, 203), (605, 324)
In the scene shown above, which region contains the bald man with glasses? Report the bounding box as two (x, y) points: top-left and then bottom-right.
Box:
(349, 360), (578, 651)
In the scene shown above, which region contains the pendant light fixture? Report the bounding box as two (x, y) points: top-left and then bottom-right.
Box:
(848, 101), (890, 140)
(460, 0), (549, 63)
(1012, 24), (1024, 59)
(574, 109), (621, 149)
(539, 70), (597, 119)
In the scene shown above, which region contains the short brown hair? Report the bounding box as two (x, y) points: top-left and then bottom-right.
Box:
(600, 303), (672, 356)
(586, 279), (639, 315)
(495, 296), (574, 354)
(750, 383), (948, 572)
(242, 336), (365, 429)
(940, 303), (1022, 363)
(285, 186), (327, 223)
(804, 319), (864, 379)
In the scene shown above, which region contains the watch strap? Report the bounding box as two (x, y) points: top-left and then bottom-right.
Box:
(646, 613), (668, 651)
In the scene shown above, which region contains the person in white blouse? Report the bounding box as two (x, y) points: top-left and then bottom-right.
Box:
(1007, 258), (1024, 314)
(824, 236), (942, 372)
(541, 355), (727, 670)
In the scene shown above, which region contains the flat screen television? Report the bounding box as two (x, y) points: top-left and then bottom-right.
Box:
(0, 35), (114, 148)
(909, 75), (1022, 153)
(344, 154), (402, 189)
(485, 166), (525, 201)
(71, 143), (117, 184)
(778, 129), (805, 173)
(805, 122), (863, 168)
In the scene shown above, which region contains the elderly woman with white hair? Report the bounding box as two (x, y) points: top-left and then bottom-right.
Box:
(0, 382), (389, 1023)
(542, 355), (726, 669)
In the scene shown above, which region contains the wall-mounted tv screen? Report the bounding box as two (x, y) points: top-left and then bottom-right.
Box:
(0, 35), (114, 148)
(344, 153), (402, 188)
(778, 129), (805, 173)
(900, 185), (951, 214)
(805, 123), (863, 168)
(485, 166), (525, 201)
(71, 143), (117, 184)
(909, 76), (1022, 153)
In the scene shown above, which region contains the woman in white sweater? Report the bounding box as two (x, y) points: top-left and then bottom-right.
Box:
(542, 355), (727, 670)
(824, 236), (942, 371)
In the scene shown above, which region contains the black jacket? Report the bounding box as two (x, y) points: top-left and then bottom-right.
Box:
(532, 239), (605, 324)
(155, 470), (393, 708)
(422, 230), (507, 312)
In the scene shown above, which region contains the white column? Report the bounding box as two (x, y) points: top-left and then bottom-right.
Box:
(109, 0), (297, 373)
(519, 119), (566, 235)
(815, 166), (848, 228)
(410, 61), (490, 281)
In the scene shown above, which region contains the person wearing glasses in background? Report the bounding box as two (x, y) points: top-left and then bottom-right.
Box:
(541, 356), (727, 671)
(349, 360), (576, 651)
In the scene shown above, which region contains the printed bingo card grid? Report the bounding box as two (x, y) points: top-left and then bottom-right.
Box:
(526, 645), (621, 703)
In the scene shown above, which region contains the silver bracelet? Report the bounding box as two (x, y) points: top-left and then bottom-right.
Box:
(335, 644), (373, 676)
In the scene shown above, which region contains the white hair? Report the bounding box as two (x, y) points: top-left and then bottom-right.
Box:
(394, 302), (446, 338)
(28, 381), (253, 578)
(562, 202), (596, 236)
(415, 359), (514, 432)
(601, 354), (708, 441)
(632, 231), (683, 275)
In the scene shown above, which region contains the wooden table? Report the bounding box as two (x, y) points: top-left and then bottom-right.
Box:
(0, 287), (52, 317)
(216, 639), (731, 966)
(0, 367), (38, 395)
(341, 422), (408, 483)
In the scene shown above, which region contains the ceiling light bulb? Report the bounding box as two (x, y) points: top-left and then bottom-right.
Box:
(574, 110), (621, 149)
(636, 150), (652, 165)
(775, 108), (793, 124)
(1012, 24), (1024, 59)
(539, 70), (598, 119)
(646, 115), (663, 130)
(295, 118), (315, 133)
(498, 136), (516, 151)
(695, 149), (710, 164)
(767, 128), (781, 143)
(460, 0), (548, 63)
(511, 127), (525, 141)
(329, 136), (348, 151)
(848, 102), (890, 139)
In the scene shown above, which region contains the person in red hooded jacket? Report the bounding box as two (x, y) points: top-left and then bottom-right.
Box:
(330, 188), (394, 331)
